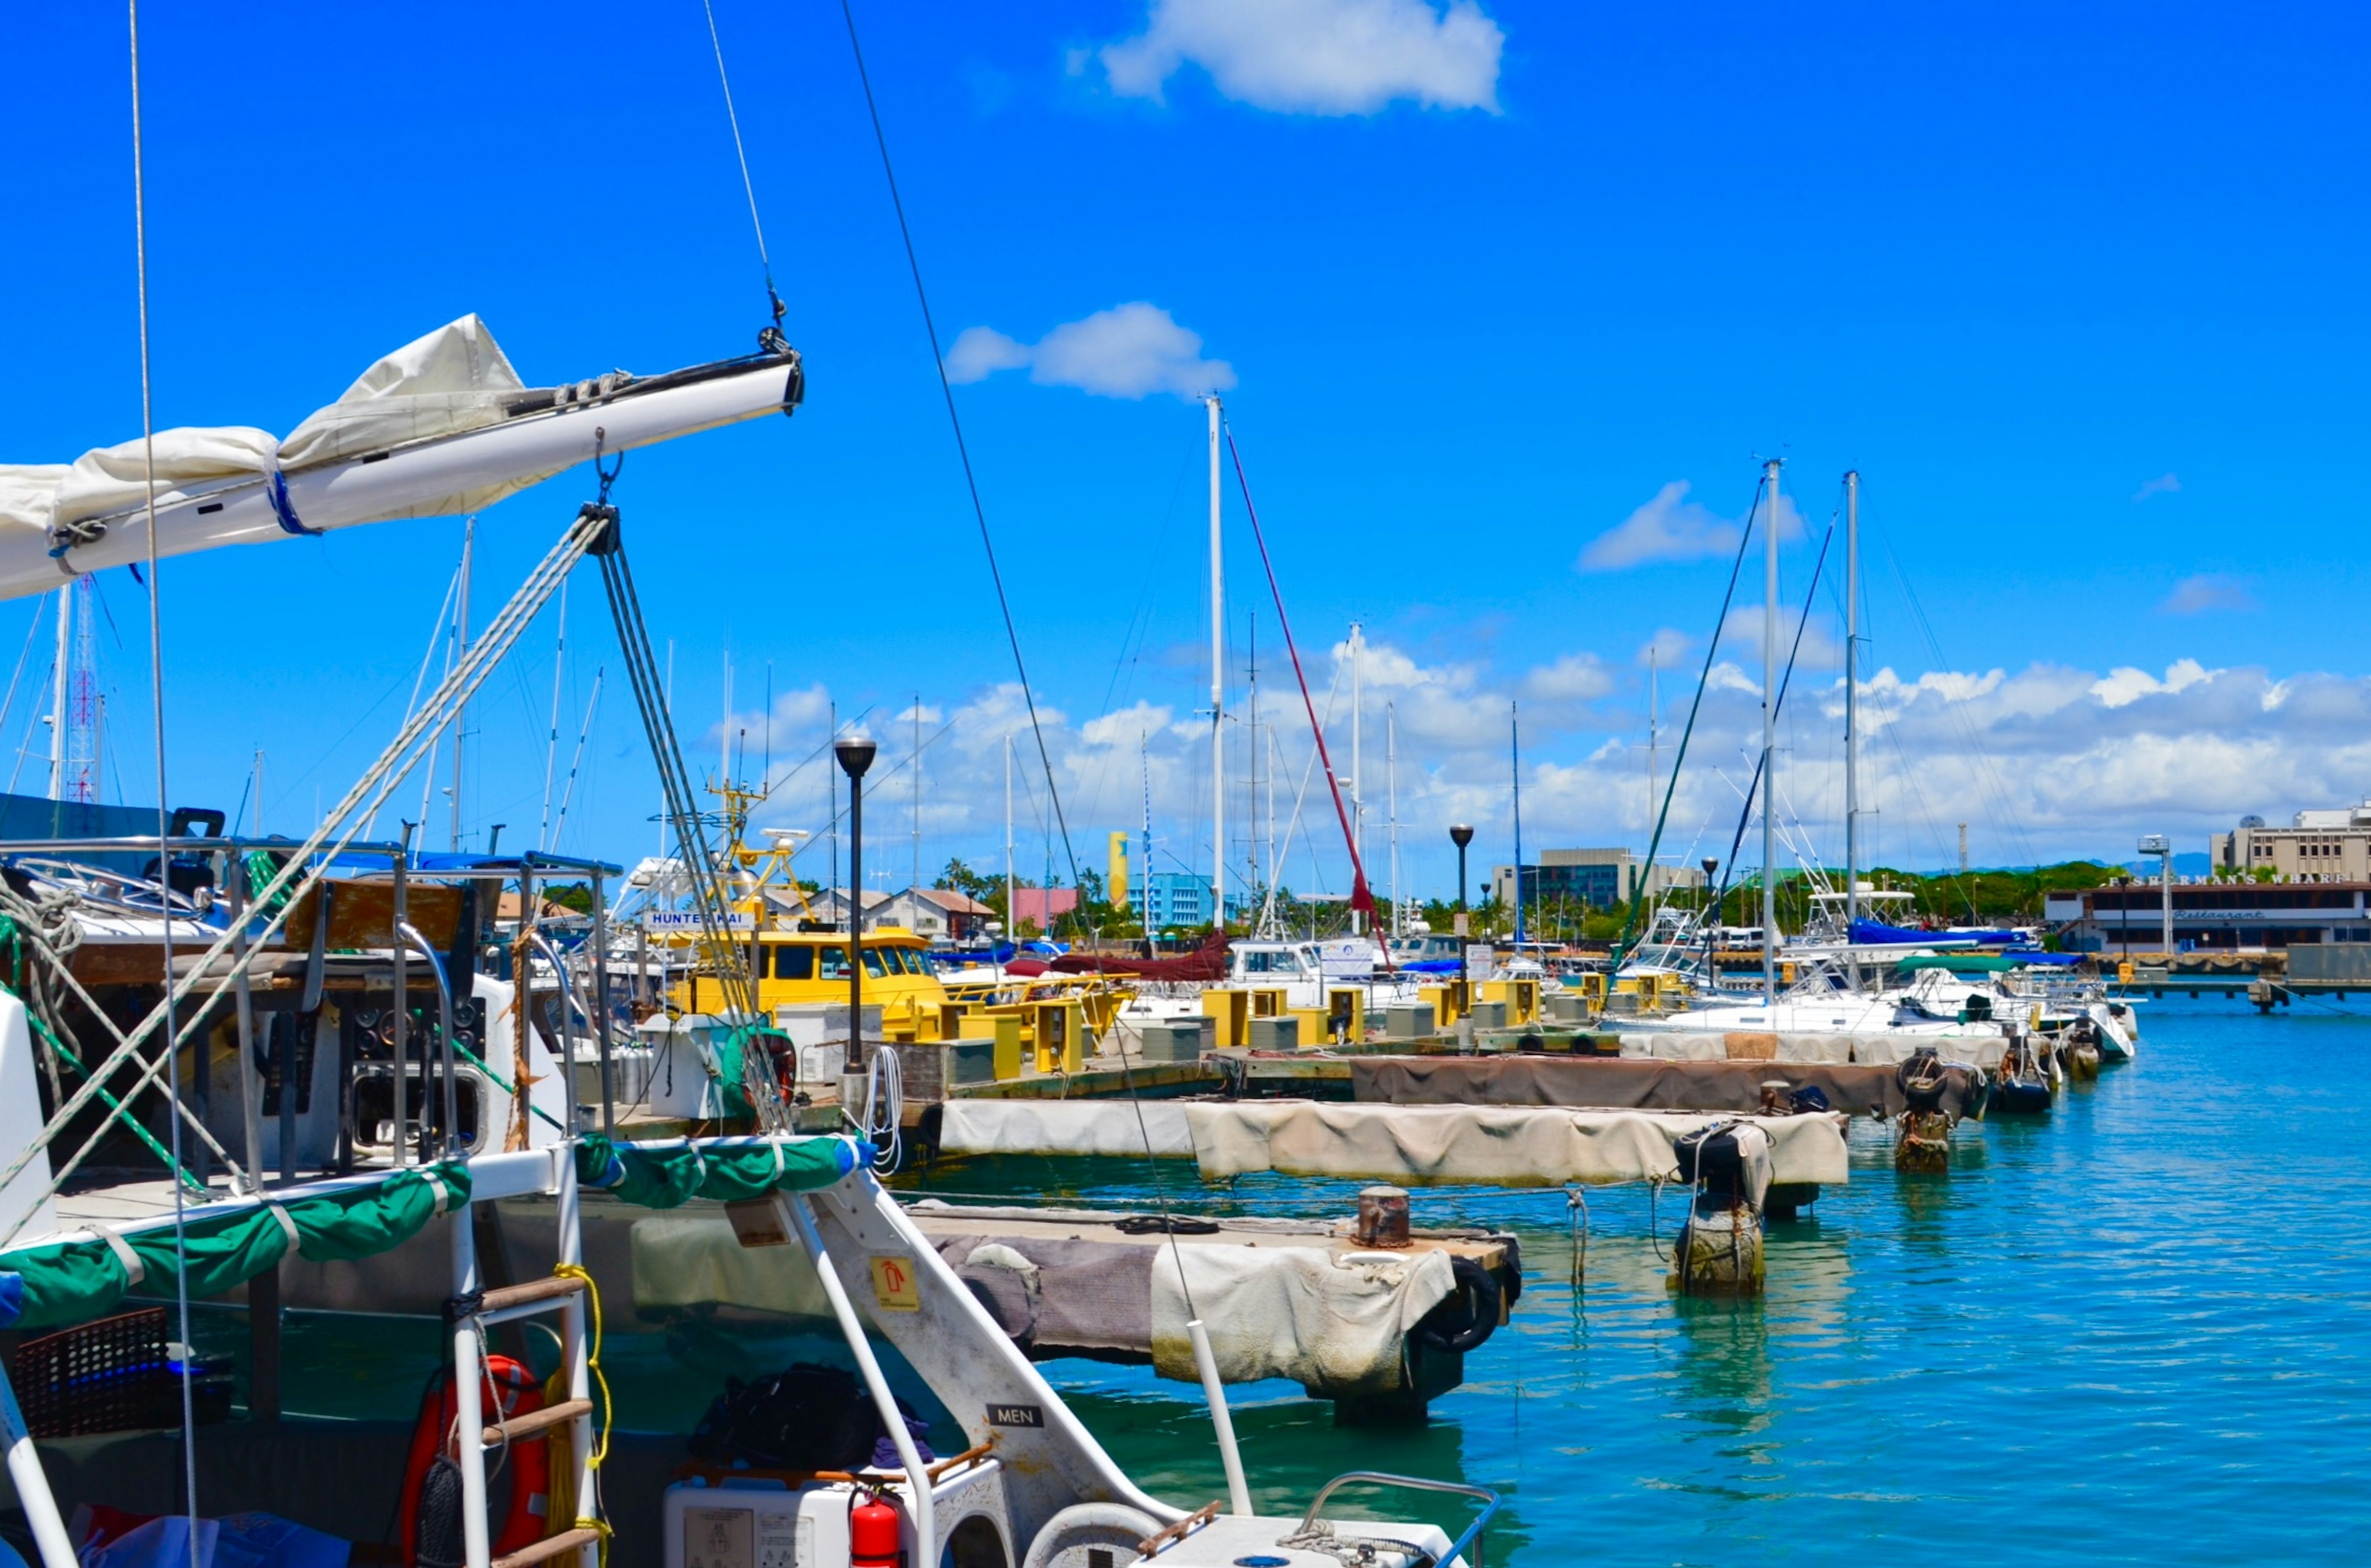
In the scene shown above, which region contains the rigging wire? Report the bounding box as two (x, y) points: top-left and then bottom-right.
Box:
(699, 0), (786, 336)
(1223, 426), (1374, 917)
(125, 2), (200, 1556)
(1707, 516), (1838, 936)
(835, 0), (1084, 924)
(1612, 474), (1767, 962)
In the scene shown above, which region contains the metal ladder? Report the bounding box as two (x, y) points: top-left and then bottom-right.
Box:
(448, 1146), (602, 1568)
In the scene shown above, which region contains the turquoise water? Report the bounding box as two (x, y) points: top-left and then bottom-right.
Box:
(911, 999), (2371, 1563)
(194, 999), (2369, 1562)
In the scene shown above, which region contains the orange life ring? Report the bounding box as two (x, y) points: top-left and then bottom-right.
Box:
(399, 1353), (552, 1564)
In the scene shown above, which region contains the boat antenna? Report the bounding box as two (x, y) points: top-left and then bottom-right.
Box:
(1609, 473), (1767, 966)
(837, 1), (1084, 932)
(700, 0), (789, 348)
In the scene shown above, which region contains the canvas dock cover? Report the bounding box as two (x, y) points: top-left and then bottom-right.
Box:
(1352, 1054), (1984, 1120)
(937, 1098), (1848, 1188)
(937, 1223), (1455, 1397)
(1619, 1028), (2009, 1070)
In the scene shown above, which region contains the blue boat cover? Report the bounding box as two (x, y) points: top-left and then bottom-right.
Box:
(1850, 917), (2024, 946)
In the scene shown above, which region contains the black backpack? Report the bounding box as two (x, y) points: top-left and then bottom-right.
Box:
(688, 1364), (879, 1472)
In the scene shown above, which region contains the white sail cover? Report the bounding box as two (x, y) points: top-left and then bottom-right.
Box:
(0, 315), (800, 601)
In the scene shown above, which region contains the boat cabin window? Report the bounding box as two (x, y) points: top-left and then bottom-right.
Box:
(862, 947), (888, 978)
(1240, 949), (1305, 975)
(820, 946), (850, 980)
(770, 945), (815, 980)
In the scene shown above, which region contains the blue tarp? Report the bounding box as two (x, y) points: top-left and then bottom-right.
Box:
(1850, 917), (2025, 946)
(0, 1269), (20, 1328)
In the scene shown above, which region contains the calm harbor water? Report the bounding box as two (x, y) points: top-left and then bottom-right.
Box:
(910, 998), (2371, 1564)
(203, 997), (2368, 1562)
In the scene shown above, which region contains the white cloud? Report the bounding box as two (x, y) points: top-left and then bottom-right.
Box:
(943, 327), (1029, 384)
(2090, 658), (2214, 709)
(1099, 0), (1505, 115)
(945, 303), (1234, 400)
(1579, 481), (1806, 572)
(2160, 573), (2256, 615)
(734, 630), (2371, 902)
(1638, 628), (1692, 668)
(2133, 472), (2181, 503)
(1523, 652), (1615, 702)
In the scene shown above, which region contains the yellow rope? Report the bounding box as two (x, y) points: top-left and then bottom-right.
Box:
(551, 1264), (613, 1466)
(551, 1262), (615, 1565)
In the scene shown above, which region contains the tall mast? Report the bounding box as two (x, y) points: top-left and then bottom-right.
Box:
(1350, 621), (1364, 935)
(1844, 470), (1860, 941)
(1762, 458), (1782, 1006)
(1140, 735), (1155, 942)
(46, 583), (69, 803)
(1246, 611), (1259, 903)
(1207, 394), (1224, 929)
(1004, 733), (1014, 954)
(827, 698), (838, 910)
(1387, 701), (1400, 937)
(450, 514), (472, 850)
(912, 693), (922, 900)
(1510, 701), (1524, 947)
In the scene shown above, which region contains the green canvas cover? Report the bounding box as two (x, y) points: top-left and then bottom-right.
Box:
(573, 1133), (859, 1209)
(0, 1162), (471, 1333)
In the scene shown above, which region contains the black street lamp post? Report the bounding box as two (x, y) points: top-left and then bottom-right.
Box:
(835, 737), (877, 1074)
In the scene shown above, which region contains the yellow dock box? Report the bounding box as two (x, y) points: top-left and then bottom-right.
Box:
(961, 1012), (1024, 1080)
(1031, 999), (1087, 1074)
(1418, 980), (1469, 1028)
(1202, 988), (1252, 1048)
(1581, 972), (1607, 1006)
(1287, 1007), (1334, 1048)
(1247, 986), (1289, 1019)
(1481, 978), (1541, 1025)
(1325, 986), (1366, 1043)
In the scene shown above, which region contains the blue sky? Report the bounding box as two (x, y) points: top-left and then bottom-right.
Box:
(6, 2), (2370, 904)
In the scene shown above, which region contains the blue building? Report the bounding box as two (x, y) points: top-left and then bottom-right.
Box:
(1143, 870), (1218, 929)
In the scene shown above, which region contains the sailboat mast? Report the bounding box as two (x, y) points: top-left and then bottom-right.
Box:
(1141, 736), (1155, 943)
(1350, 621), (1364, 936)
(1004, 733), (1014, 953)
(1387, 701), (1400, 937)
(450, 515), (472, 850)
(1510, 701), (1524, 947)
(1844, 469), (1860, 938)
(46, 583), (69, 803)
(1762, 458), (1782, 1006)
(912, 693), (921, 901)
(1207, 394), (1224, 930)
(1247, 611), (1260, 906)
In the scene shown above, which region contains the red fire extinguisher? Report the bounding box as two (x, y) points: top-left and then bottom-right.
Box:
(850, 1492), (903, 1568)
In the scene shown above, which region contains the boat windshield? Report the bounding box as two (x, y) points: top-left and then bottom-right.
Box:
(1239, 948), (1309, 976)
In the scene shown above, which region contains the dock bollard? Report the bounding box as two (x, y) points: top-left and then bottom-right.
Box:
(1355, 1185), (1411, 1248)
(1668, 1124), (1768, 1298)
(1894, 1048), (1952, 1172)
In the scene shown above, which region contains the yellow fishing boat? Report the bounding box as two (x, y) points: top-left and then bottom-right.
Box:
(677, 925), (949, 1016)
